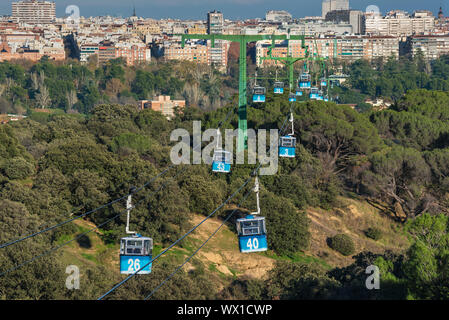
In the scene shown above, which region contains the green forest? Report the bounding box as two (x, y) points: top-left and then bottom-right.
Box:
(0, 54), (449, 300)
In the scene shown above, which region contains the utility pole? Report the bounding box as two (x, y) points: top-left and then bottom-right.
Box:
(180, 33), (307, 152)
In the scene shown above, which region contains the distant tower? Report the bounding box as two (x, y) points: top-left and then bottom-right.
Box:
(439, 6), (444, 20)
(129, 3), (138, 22)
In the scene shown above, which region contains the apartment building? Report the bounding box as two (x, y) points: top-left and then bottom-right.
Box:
(322, 0), (350, 18)
(256, 35), (399, 66)
(207, 10), (224, 35)
(365, 10), (435, 37)
(163, 42), (210, 64)
(79, 43), (151, 66)
(265, 10), (293, 23)
(12, 0), (56, 25)
(207, 10), (228, 71)
(0, 28), (65, 61)
(138, 95), (186, 119)
(188, 25), (207, 34)
(410, 35), (449, 60)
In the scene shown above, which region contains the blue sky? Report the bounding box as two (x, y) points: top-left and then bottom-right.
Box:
(0, 0), (447, 20)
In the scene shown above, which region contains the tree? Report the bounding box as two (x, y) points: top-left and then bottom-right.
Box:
(265, 261), (339, 300)
(260, 191), (310, 255)
(362, 146), (431, 217)
(1, 157), (35, 180)
(403, 214), (449, 299)
(35, 86), (51, 109)
(65, 90), (78, 111)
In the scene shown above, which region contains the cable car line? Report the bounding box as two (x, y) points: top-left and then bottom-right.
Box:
(97, 173), (254, 300)
(144, 112), (292, 298)
(0, 165), (177, 250)
(144, 187), (254, 300)
(98, 110), (292, 300)
(0, 166), (186, 278)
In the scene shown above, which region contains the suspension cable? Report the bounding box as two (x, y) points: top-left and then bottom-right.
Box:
(0, 166), (185, 277)
(0, 165), (176, 250)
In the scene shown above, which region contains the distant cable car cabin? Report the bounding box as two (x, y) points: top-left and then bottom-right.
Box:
(320, 78), (327, 87)
(279, 135), (296, 158)
(288, 93), (297, 102)
(310, 87), (319, 100)
(299, 73), (311, 89)
(252, 86), (266, 103)
(295, 87), (303, 96)
(279, 112), (296, 158)
(212, 149), (232, 173)
(274, 81), (284, 94)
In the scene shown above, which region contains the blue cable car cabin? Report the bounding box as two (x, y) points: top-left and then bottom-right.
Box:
(279, 135), (296, 158)
(212, 149), (231, 173)
(320, 78), (327, 87)
(288, 93), (297, 102)
(252, 86), (266, 103)
(273, 81), (284, 94)
(236, 215), (267, 253)
(295, 87), (303, 96)
(299, 73), (311, 89)
(309, 87), (319, 100)
(120, 235), (153, 274)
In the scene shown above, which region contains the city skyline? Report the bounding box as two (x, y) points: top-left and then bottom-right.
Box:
(0, 0), (447, 20)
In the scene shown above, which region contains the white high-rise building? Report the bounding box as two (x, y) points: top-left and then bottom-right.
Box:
(12, 0), (56, 25)
(365, 10), (435, 37)
(207, 10), (228, 71)
(322, 0), (350, 18)
(266, 10), (293, 23)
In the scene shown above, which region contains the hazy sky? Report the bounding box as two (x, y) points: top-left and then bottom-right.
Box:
(0, 0), (447, 20)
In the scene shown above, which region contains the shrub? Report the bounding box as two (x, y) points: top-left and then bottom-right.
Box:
(2, 157), (35, 180)
(365, 227), (382, 241)
(328, 234), (355, 256)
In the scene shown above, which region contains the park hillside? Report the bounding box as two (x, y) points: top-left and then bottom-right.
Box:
(0, 54), (449, 300)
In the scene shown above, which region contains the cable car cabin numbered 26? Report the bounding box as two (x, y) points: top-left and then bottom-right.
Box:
(236, 215), (268, 253)
(120, 236), (153, 274)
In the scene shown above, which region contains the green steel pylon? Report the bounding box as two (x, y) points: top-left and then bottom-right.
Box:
(180, 33), (307, 151)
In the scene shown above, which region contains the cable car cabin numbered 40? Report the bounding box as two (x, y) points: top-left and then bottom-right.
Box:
(120, 236), (153, 274)
(236, 215), (268, 253)
(279, 135), (296, 158)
